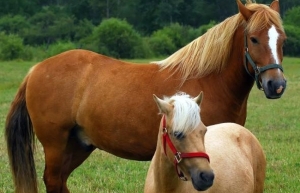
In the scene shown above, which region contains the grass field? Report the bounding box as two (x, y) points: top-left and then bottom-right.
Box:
(1, 57), (300, 193)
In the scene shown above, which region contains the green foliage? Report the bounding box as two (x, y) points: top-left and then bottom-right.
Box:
(198, 21), (217, 35)
(283, 6), (300, 26)
(155, 23), (194, 49)
(147, 31), (176, 57)
(91, 18), (144, 59)
(0, 14), (29, 35)
(45, 41), (77, 58)
(147, 22), (216, 57)
(0, 1), (299, 60)
(24, 7), (76, 45)
(74, 19), (94, 41)
(283, 25), (300, 57)
(132, 38), (154, 59)
(0, 32), (31, 61)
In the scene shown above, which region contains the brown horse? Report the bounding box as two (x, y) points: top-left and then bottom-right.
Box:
(6, 0), (284, 192)
(145, 92), (266, 193)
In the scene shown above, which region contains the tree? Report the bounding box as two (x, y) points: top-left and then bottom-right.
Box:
(283, 6), (300, 26)
(92, 18), (143, 58)
(0, 32), (26, 60)
(0, 15), (29, 35)
(23, 7), (76, 45)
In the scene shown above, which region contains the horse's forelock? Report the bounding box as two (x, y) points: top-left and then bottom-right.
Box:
(245, 3), (283, 33)
(165, 94), (200, 134)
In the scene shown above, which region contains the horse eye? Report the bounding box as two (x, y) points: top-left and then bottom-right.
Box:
(250, 37), (259, 44)
(173, 131), (185, 139)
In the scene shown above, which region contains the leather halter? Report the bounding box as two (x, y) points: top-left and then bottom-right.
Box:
(161, 115), (210, 181)
(244, 34), (284, 90)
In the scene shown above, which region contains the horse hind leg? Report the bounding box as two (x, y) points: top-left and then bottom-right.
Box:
(34, 123), (87, 193)
(43, 127), (95, 193)
(60, 127), (96, 192)
(40, 127), (71, 193)
(37, 123), (95, 193)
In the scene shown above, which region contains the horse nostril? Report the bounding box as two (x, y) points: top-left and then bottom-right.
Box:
(267, 80), (273, 89)
(200, 171), (215, 183)
(267, 79), (286, 94)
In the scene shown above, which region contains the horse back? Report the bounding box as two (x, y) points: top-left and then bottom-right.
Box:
(205, 123), (266, 193)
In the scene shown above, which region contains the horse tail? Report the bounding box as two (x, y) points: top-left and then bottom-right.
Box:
(5, 75), (38, 193)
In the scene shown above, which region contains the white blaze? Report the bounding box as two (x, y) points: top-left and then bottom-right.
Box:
(268, 25), (280, 64)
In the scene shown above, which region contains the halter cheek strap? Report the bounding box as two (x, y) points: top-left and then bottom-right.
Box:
(244, 34), (284, 90)
(162, 115), (210, 181)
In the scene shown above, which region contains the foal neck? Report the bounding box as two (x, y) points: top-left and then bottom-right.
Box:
(151, 125), (186, 192)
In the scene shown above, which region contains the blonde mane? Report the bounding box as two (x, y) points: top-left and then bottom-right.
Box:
(154, 1), (284, 81)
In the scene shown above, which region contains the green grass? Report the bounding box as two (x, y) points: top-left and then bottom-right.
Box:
(1, 57), (300, 193)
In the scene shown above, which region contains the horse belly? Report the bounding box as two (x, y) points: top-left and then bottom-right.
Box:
(74, 66), (165, 160)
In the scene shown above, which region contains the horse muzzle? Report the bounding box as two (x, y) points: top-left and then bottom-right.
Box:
(261, 77), (286, 99)
(190, 170), (214, 191)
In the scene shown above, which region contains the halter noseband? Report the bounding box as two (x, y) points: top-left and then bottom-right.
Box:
(162, 115), (210, 181)
(244, 34), (284, 90)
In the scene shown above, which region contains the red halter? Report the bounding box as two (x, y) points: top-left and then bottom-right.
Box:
(162, 115), (210, 181)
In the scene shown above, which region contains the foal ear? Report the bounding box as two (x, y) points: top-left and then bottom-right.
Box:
(270, 0), (280, 13)
(194, 91), (203, 107)
(236, 0), (254, 21)
(153, 94), (173, 115)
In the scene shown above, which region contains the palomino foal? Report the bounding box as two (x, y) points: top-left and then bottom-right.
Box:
(145, 92), (214, 192)
(145, 93), (266, 193)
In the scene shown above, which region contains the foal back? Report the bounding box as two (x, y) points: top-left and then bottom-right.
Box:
(204, 123), (266, 193)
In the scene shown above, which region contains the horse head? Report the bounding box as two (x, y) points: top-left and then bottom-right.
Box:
(153, 92), (214, 191)
(237, 0), (286, 99)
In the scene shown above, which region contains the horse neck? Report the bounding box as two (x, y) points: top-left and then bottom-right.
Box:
(230, 26), (254, 94)
(209, 26), (254, 105)
(151, 126), (183, 191)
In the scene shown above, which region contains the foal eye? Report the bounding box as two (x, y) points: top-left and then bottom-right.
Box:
(250, 37), (259, 44)
(173, 131), (185, 139)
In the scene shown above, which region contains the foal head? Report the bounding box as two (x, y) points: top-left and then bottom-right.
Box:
(153, 92), (214, 191)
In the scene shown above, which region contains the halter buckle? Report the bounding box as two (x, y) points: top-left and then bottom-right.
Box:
(254, 66), (260, 74)
(175, 152), (182, 163)
(179, 176), (188, 181)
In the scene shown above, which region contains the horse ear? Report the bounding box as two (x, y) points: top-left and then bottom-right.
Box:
(270, 0), (280, 13)
(153, 94), (173, 115)
(236, 0), (254, 21)
(194, 91), (203, 107)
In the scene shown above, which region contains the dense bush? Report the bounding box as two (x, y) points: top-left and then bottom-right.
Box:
(74, 19), (94, 41)
(284, 6), (300, 27)
(0, 32), (32, 60)
(0, 14), (29, 35)
(155, 23), (192, 49)
(0, 15), (299, 60)
(147, 31), (176, 57)
(283, 25), (300, 57)
(44, 41), (77, 58)
(282, 6), (300, 57)
(86, 18), (145, 59)
(23, 7), (76, 45)
(197, 21), (217, 35)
